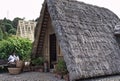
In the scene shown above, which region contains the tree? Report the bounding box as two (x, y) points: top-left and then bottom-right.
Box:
(0, 18), (18, 38)
(3, 18), (13, 25)
(4, 23), (13, 32)
(8, 28), (16, 35)
(1, 18), (14, 34)
(35, 17), (39, 22)
(12, 17), (23, 29)
(0, 28), (3, 40)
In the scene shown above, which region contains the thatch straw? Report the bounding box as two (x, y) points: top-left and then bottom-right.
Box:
(80, 75), (120, 81)
(114, 22), (120, 36)
(46, 0), (120, 80)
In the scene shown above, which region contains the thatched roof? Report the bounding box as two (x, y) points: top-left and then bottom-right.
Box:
(36, 0), (120, 80)
(114, 22), (120, 36)
(46, 0), (120, 80)
(80, 75), (120, 81)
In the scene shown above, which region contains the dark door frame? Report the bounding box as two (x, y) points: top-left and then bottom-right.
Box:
(49, 33), (57, 69)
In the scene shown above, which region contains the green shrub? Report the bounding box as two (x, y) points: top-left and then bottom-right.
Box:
(32, 57), (44, 66)
(0, 36), (32, 60)
(56, 59), (68, 75)
(0, 28), (3, 40)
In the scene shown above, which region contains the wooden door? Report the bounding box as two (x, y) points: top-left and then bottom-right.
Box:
(49, 34), (57, 69)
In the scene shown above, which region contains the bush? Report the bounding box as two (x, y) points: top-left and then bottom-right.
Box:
(0, 28), (3, 40)
(0, 36), (32, 60)
(31, 57), (44, 66)
(56, 59), (68, 75)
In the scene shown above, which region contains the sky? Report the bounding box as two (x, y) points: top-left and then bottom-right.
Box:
(0, 0), (120, 20)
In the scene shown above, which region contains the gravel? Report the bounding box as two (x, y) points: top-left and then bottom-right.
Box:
(0, 72), (65, 81)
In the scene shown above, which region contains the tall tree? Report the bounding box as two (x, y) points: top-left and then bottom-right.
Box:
(12, 17), (23, 29)
(0, 28), (3, 40)
(4, 23), (13, 32)
(8, 28), (16, 35)
(0, 18), (15, 39)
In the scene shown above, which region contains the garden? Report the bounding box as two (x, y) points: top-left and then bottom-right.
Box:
(0, 35), (32, 73)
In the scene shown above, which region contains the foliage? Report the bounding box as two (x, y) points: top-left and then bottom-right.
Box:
(0, 36), (32, 60)
(12, 17), (23, 29)
(0, 18), (14, 37)
(56, 59), (68, 75)
(4, 23), (14, 32)
(35, 17), (39, 22)
(0, 17), (23, 39)
(3, 32), (9, 40)
(32, 57), (44, 66)
(0, 17), (33, 60)
(8, 28), (16, 35)
(0, 28), (3, 40)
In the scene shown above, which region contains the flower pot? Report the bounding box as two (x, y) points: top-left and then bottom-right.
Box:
(16, 60), (24, 68)
(8, 67), (21, 74)
(63, 74), (69, 81)
(55, 73), (62, 79)
(24, 61), (30, 67)
(38, 68), (43, 72)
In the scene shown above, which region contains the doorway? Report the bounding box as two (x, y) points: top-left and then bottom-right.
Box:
(49, 34), (57, 69)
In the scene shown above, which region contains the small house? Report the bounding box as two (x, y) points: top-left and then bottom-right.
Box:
(32, 0), (120, 81)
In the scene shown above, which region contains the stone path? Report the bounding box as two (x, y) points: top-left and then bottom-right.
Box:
(0, 72), (65, 81)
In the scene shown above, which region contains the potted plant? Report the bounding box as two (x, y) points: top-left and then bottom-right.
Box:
(55, 59), (69, 80)
(20, 49), (31, 65)
(22, 55), (31, 67)
(31, 57), (44, 72)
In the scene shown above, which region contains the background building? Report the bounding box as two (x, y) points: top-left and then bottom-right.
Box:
(16, 20), (37, 42)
